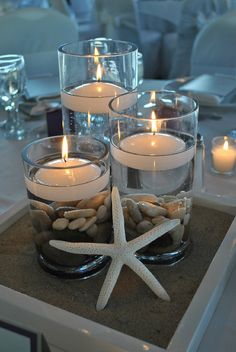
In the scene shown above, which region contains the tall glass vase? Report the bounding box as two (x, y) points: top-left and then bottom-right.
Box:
(58, 38), (138, 143)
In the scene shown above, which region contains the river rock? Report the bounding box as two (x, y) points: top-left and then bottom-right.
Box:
(79, 216), (97, 232)
(138, 201), (167, 217)
(30, 200), (55, 219)
(97, 205), (108, 221)
(64, 208), (96, 219)
(126, 199), (143, 223)
(123, 207), (136, 229)
(152, 215), (168, 226)
(52, 218), (69, 230)
(83, 194), (106, 210)
(136, 220), (153, 234)
(86, 224), (98, 238)
(55, 206), (77, 218)
(126, 193), (159, 203)
(68, 218), (86, 230)
(104, 194), (111, 209)
(94, 222), (112, 243)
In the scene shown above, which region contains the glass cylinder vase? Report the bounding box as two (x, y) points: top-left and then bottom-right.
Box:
(109, 90), (198, 264)
(22, 135), (111, 278)
(58, 38), (138, 143)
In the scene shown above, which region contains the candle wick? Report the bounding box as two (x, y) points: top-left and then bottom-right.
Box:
(64, 157), (67, 163)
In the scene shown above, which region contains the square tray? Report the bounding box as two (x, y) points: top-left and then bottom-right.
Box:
(0, 199), (235, 352)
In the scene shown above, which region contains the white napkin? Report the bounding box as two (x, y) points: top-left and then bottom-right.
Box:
(179, 74), (236, 106)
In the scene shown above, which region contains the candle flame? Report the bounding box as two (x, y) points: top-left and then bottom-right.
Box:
(223, 139), (229, 151)
(88, 111), (91, 129)
(96, 63), (102, 82)
(151, 110), (161, 134)
(150, 91), (156, 103)
(62, 135), (68, 162)
(94, 47), (99, 64)
(118, 120), (121, 141)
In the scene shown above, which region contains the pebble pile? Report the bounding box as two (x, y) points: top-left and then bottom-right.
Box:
(30, 190), (112, 246)
(29, 188), (192, 261)
(121, 191), (192, 254)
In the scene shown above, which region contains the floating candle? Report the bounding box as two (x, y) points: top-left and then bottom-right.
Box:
(25, 136), (109, 201)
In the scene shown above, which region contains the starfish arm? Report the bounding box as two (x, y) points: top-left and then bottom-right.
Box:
(49, 240), (114, 256)
(129, 219), (180, 253)
(96, 258), (123, 311)
(125, 256), (170, 302)
(112, 187), (126, 246)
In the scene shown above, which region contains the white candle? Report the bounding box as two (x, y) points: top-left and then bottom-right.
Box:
(111, 132), (194, 171)
(61, 83), (127, 114)
(212, 138), (235, 173)
(120, 133), (186, 155)
(35, 158), (101, 186)
(25, 136), (109, 201)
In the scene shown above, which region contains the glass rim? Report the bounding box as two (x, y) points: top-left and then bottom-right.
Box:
(109, 90), (199, 121)
(58, 39), (138, 58)
(21, 135), (109, 170)
(0, 54), (24, 62)
(212, 135), (235, 145)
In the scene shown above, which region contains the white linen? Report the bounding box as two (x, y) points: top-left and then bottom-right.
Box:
(0, 79), (236, 351)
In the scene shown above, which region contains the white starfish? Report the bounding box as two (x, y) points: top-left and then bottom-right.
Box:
(50, 187), (180, 311)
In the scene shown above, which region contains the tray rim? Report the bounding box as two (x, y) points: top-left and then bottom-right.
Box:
(0, 197), (235, 352)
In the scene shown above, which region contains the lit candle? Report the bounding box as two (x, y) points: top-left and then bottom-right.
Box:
(211, 136), (236, 174)
(25, 136), (109, 201)
(111, 111), (194, 171)
(61, 62), (127, 114)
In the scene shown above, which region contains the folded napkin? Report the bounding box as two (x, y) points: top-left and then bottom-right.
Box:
(179, 74), (236, 106)
(25, 75), (60, 100)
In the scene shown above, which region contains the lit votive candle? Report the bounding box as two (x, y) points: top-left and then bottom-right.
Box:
(211, 136), (236, 175)
(25, 136), (109, 201)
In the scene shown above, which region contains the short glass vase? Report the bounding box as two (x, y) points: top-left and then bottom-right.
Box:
(22, 135), (111, 278)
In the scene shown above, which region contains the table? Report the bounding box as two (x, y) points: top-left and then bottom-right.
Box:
(0, 79), (236, 351)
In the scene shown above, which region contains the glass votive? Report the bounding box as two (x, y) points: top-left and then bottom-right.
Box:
(211, 136), (236, 175)
(58, 38), (138, 143)
(21, 135), (111, 278)
(109, 90), (198, 264)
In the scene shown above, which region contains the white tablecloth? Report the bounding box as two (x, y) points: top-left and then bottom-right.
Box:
(0, 79), (236, 351)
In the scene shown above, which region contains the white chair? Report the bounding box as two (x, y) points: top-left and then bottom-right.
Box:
(190, 11), (236, 76)
(169, 0), (231, 78)
(95, 0), (163, 78)
(135, 0), (183, 78)
(0, 7), (78, 77)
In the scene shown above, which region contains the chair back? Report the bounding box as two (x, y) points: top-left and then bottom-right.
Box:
(0, 7), (78, 77)
(191, 11), (236, 76)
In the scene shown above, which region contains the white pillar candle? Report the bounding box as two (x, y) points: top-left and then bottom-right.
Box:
(211, 138), (236, 173)
(111, 133), (194, 171)
(61, 83), (127, 114)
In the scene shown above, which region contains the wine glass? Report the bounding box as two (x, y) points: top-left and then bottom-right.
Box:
(0, 54), (26, 140)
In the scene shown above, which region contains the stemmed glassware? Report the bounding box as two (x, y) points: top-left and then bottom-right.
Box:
(0, 54), (26, 140)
